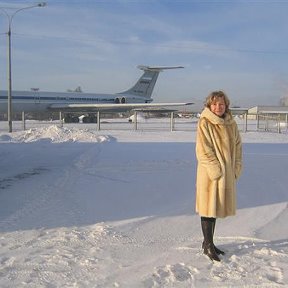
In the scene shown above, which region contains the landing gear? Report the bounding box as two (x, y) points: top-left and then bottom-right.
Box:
(64, 115), (79, 123)
(82, 115), (97, 123)
(63, 114), (98, 123)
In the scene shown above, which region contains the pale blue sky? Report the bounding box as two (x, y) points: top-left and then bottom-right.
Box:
(0, 0), (288, 107)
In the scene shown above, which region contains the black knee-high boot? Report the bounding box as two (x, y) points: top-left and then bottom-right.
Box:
(212, 219), (225, 255)
(202, 218), (225, 256)
(201, 217), (220, 262)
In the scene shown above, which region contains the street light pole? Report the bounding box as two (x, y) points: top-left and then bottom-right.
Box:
(0, 3), (46, 132)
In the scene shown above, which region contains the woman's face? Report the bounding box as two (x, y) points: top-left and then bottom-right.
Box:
(210, 97), (226, 117)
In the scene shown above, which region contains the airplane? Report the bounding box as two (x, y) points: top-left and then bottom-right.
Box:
(0, 65), (193, 123)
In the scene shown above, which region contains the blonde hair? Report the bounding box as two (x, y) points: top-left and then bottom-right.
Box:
(204, 90), (230, 113)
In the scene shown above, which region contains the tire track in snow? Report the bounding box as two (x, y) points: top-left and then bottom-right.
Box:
(0, 140), (105, 231)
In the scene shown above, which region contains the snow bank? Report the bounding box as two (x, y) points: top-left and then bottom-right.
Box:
(0, 125), (112, 143)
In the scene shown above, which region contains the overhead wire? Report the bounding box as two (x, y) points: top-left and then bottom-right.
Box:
(1, 31), (287, 55)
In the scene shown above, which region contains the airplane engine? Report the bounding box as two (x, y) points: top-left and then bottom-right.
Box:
(115, 97), (126, 104)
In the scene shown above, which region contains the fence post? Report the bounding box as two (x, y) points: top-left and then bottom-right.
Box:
(22, 111), (26, 131)
(243, 113), (247, 132)
(97, 111), (101, 131)
(265, 115), (268, 131)
(134, 111), (138, 130)
(170, 112), (174, 131)
(59, 112), (63, 127)
(277, 114), (281, 133)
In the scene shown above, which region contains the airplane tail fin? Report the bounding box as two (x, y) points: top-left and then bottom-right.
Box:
(119, 65), (184, 99)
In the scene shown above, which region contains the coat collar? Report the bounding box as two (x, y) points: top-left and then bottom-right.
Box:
(200, 107), (234, 125)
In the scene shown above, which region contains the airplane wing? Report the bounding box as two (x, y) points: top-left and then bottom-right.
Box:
(49, 102), (193, 112)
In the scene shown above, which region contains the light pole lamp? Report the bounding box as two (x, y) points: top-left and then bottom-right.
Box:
(0, 2), (46, 132)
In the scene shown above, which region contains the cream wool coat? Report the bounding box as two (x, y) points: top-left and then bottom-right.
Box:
(195, 108), (242, 218)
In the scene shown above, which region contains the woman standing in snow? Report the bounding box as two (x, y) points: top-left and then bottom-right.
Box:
(195, 90), (242, 262)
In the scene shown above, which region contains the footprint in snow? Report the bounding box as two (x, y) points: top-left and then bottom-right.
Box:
(143, 263), (196, 287)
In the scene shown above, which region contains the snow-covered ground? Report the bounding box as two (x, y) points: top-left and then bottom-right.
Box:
(0, 121), (288, 287)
